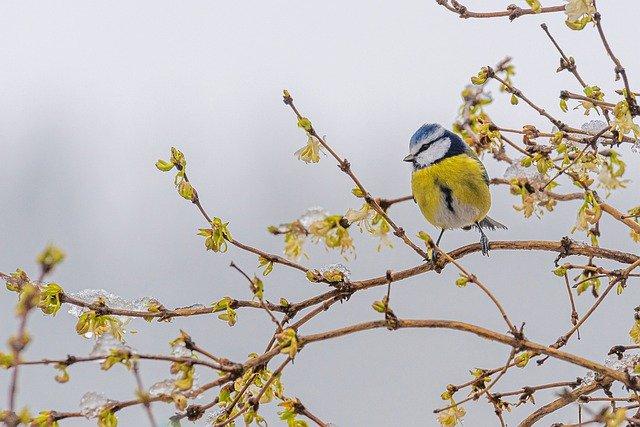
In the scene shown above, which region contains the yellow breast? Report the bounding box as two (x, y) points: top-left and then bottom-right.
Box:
(411, 154), (491, 229)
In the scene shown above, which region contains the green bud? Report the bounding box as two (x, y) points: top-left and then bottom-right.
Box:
(155, 159), (174, 172)
(455, 276), (469, 288)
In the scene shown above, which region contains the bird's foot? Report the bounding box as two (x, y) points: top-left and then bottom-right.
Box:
(480, 235), (490, 256)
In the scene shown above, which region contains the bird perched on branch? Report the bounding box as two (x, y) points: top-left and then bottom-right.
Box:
(403, 123), (506, 256)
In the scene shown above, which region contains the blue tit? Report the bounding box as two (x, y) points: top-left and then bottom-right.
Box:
(403, 123), (506, 256)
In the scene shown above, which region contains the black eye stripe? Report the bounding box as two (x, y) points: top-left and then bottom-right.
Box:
(415, 136), (445, 155)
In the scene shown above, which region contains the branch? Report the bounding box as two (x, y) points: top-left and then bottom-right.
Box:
(518, 378), (612, 427)
(435, 1), (565, 20)
(593, 7), (639, 116)
(299, 319), (636, 387)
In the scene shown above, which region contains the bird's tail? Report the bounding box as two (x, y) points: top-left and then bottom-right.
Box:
(477, 216), (507, 230)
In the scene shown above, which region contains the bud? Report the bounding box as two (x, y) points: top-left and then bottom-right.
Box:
(155, 159), (174, 172)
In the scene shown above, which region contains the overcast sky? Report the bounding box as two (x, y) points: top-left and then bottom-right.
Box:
(1, 1), (639, 425)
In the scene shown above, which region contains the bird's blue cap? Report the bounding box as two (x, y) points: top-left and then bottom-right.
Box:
(409, 123), (446, 151)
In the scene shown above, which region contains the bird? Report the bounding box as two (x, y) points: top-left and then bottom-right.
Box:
(403, 123), (506, 256)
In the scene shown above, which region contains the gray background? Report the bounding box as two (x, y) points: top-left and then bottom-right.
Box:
(1, 0), (639, 425)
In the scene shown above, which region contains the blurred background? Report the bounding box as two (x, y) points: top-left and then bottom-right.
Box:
(1, 0), (639, 425)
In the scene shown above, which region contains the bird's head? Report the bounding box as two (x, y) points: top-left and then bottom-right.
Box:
(403, 123), (465, 169)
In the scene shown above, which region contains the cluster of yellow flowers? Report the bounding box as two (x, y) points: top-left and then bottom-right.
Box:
(572, 191), (602, 246)
(436, 402), (466, 426)
(211, 296), (238, 327)
(269, 208), (355, 260)
(198, 217), (233, 253)
(509, 178), (557, 218)
(612, 99), (640, 141)
(564, 0), (596, 30)
(75, 310), (125, 342)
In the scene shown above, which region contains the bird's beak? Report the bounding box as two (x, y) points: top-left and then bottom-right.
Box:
(403, 154), (414, 162)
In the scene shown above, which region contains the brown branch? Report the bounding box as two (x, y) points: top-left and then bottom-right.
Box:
(599, 202), (640, 234)
(435, 349), (516, 413)
(183, 171), (310, 274)
(593, 7), (639, 116)
(7, 240), (628, 329)
(282, 91), (428, 260)
(540, 24), (588, 88)
(561, 91), (616, 109)
(284, 91), (516, 333)
(435, 0), (565, 20)
(490, 71), (636, 144)
(15, 353), (234, 372)
(494, 380), (581, 399)
(549, 258), (640, 352)
(562, 272), (580, 336)
(296, 401), (329, 427)
(131, 361), (158, 427)
(299, 319), (635, 387)
(518, 378), (612, 427)
(491, 178), (583, 201)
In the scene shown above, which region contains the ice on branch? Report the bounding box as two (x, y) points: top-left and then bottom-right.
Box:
(299, 206), (328, 228)
(149, 379), (177, 397)
(67, 289), (152, 322)
(90, 333), (134, 357)
(583, 353), (640, 383)
(79, 392), (114, 419)
(504, 161), (544, 184)
(581, 120), (608, 142)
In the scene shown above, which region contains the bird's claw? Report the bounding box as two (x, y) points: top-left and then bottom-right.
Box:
(480, 235), (490, 256)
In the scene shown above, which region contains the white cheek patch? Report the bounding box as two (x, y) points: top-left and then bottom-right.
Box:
(415, 137), (451, 167)
(410, 126), (446, 156)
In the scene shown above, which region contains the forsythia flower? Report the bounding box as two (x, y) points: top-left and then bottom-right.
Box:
(38, 283), (64, 316)
(597, 151), (628, 195)
(564, 0), (595, 30)
(612, 101), (640, 141)
(197, 217), (233, 252)
(344, 204), (392, 251)
(294, 135), (323, 163)
(437, 403), (466, 426)
(276, 328), (299, 359)
(98, 409), (118, 427)
(572, 192), (601, 233)
(284, 231), (306, 260)
(629, 320), (640, 344)
(75, 311), (125, 341)
(308, 215), (355, 257)
(604, 408), (626, 427)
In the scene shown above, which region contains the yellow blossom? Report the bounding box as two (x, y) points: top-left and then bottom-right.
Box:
(605, 408), (626, 427)
(612, 101), (640, 141)
(437, 403), (466, 426)
(630, 320), (640, 344)
(38, 283), (64, 316)
(284, 231), (306, 260)
(97, 409), (118, 427)
(294, 135), (323, 163)
(197, 217), (233, 253)
(564, 0), (595, 30)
